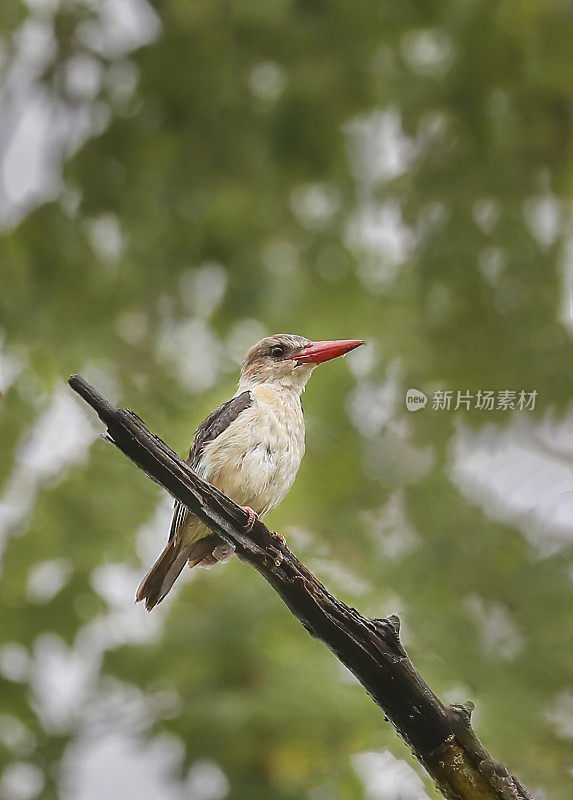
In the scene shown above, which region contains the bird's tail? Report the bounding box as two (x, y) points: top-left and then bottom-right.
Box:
(136, 535), (234, 611)
(136, 539), (192, 611)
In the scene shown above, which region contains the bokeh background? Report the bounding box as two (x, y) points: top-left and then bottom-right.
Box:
(1, 0), (573, 798)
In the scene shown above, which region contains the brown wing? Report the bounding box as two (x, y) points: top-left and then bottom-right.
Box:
(168, 391), (253, 542)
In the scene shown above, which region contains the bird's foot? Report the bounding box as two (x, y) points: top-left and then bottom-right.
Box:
(272, 532), (286, 545)
(241, 506), (258, 532)
(274, 551), (284, 567)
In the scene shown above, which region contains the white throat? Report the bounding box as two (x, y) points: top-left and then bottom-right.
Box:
(238, 364), (315, 395)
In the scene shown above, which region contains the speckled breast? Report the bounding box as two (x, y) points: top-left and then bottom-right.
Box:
(199, 384), (305, 517)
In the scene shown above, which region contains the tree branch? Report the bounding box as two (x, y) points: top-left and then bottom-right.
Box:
(68, 374), (535, 800)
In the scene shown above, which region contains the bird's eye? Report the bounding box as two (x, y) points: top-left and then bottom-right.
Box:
(270, 345), (285, 359)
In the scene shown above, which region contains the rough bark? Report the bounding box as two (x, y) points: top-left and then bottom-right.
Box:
(68, 374), (535, 800)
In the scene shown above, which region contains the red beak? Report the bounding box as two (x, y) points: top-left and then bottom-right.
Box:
(293, 339), (365, 365)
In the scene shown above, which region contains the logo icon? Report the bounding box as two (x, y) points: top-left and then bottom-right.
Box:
(406, 389), (427, 412)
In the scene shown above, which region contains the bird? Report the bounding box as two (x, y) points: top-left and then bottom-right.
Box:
(136, 333), (364, 610)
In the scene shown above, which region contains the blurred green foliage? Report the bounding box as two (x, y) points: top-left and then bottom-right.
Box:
(1, 0), (572, 798)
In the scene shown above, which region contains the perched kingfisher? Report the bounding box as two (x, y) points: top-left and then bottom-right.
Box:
(136, 334), (364, 610)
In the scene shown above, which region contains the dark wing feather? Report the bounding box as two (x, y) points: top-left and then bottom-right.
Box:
(187, 391), (253, 469)
(168, 391), (253, 541)
(168, 501), (189, 541)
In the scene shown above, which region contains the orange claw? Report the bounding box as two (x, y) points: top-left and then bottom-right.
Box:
(241, 506), (257, 531)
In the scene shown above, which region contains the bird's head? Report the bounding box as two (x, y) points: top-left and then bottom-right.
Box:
(238, 334), (364, 393)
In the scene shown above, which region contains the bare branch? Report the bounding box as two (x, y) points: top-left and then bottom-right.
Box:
(68, 374), (536, 800)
